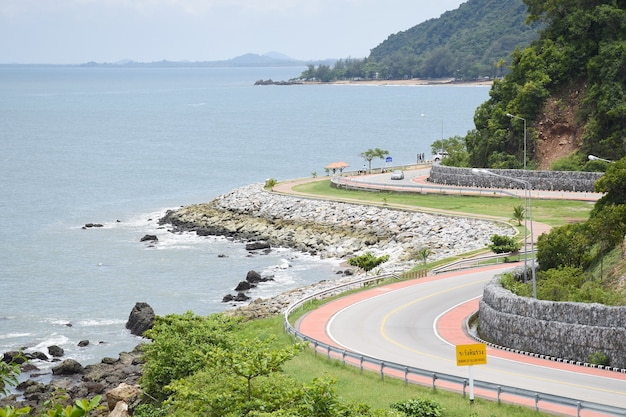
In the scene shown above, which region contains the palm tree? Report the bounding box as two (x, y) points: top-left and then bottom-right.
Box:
(415, 247), (433, 265)
(512, 204), (525, 226)
(359, 148), (389, 173)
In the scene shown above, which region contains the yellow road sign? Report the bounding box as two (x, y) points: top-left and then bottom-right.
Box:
(456, 343), (487, 366)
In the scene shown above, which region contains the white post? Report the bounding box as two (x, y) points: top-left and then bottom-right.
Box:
(469, 365), (475, 404)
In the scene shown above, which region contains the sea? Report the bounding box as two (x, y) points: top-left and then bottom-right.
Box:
(0, 65), (490, 373)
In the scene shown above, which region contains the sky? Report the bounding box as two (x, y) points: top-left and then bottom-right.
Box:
(0, 0), (467, 64)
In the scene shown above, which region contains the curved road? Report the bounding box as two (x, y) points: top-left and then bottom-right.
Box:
(298, 264), (626, 414)
(284, 168), (624, 414)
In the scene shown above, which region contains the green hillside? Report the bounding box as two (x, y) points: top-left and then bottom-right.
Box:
(299, 0), (539, 82)
(370, 0), (538, 79)
(465, 0), (626, 169)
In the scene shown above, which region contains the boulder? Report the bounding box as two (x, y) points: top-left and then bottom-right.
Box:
(234, 292), (251, 302)
(246, 241), (270, 251)
(25, 351), (48, 361)
(139, 234), (158, 243)
(52, 359), (84, 375)
(125, 302), (155, 336)
(246, 270), (262, 283)
(106, 383), (141, 412)
(47, 345), (64, 358)
(234, 281), (253, 291)
(108, 401), (129, 417)
(2, 351), (27, 364)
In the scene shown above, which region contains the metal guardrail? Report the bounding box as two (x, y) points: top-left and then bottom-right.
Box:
(430, 252), (523, 274)
(283, 273), (626, 417)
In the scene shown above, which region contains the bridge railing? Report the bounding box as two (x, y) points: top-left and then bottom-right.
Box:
(283, 273), (626, 417)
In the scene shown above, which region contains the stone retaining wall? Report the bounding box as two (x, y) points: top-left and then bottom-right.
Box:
(429, 165), (602, 192)
(479, 276), (626, 369)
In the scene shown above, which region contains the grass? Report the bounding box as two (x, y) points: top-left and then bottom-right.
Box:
(291, 179), (593, 227)
(251, 177), (595, 415)
(242, 315), (552, 417)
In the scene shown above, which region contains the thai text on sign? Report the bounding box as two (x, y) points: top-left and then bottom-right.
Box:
(456, 343), (487, 366)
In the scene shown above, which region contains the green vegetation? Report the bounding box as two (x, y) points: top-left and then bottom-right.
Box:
(359, 148), (389, 173)
(465, 0), (626, 167)
(511, 204), (525, 226)
(299, 0), (538, 82)
(347, 252), (390, 275)
(488, 234), (522, 254)
(134, 312), (551, 417)
(264, 178), (278, 191)
(292, 177), (625, 305)
(292, 179), (592, 227)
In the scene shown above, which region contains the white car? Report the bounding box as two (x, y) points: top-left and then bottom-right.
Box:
(433, 151), (449, 162)
(390, 170), (404, 180)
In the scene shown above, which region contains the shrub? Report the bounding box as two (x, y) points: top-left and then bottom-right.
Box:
(588, 351), (611, 367)
(390, 398), (443, 417)
(488, 234), (522, 254)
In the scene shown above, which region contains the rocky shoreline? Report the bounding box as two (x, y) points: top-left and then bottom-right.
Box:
(160, 183), (514, 271)
(2, 183), (514, 416)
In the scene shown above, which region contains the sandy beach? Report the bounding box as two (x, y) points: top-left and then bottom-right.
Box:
(330, 78), (494, 87)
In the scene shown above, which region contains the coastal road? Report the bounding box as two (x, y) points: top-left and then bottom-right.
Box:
(298, 264), (626, 413)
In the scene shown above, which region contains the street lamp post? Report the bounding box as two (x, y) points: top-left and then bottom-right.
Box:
(506, 113), (527, 170)
(588, 154), (612, 163)
(472, 168), (536, 298)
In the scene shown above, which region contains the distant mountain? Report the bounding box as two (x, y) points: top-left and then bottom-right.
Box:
(78, 53), (335, 68)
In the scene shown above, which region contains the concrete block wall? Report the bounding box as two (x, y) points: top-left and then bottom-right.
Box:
(429, 165), (603, 192)
(479, 277), (626, 369)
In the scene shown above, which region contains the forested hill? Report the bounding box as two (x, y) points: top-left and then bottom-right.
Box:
(464, 1), (626, 170)
(370, 0), (539, 79)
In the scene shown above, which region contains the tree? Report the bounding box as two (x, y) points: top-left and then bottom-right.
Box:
(359, 148), (389, 173)
(213, 337), (303, 402)
(347, 252), (390, 275)
(488, 234), (522, 254)
(414, 247), (433, 265)
(430, 136), (469, 167)
(536, 222), (592, 270)
(593, 156), (626, 213)
(140, 312), (241, 400)
(512, 204), (525, 226)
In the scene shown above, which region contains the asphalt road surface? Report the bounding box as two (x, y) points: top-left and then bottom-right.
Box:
(322, 264), (626, 410)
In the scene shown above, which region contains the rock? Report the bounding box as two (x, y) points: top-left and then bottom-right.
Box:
(47, 345), (64, 358)
(246, 270), (262, 283)
(106, 383), (141, 411)
(246, 240), (271, 251)
(235, 281), (253, 291)
(26, 351), (48, 361)
(83, 223), (103, 229)
(52, 359), (84, 375)
(78, 340), (90, 347)
(139, 234), (158, 243)
(222, 294), (235, 303)
(234, 292), (251, 302)
(2, 351), (27, 364)
(108, 400), (129, 417)
(125, 302), (155, 336)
